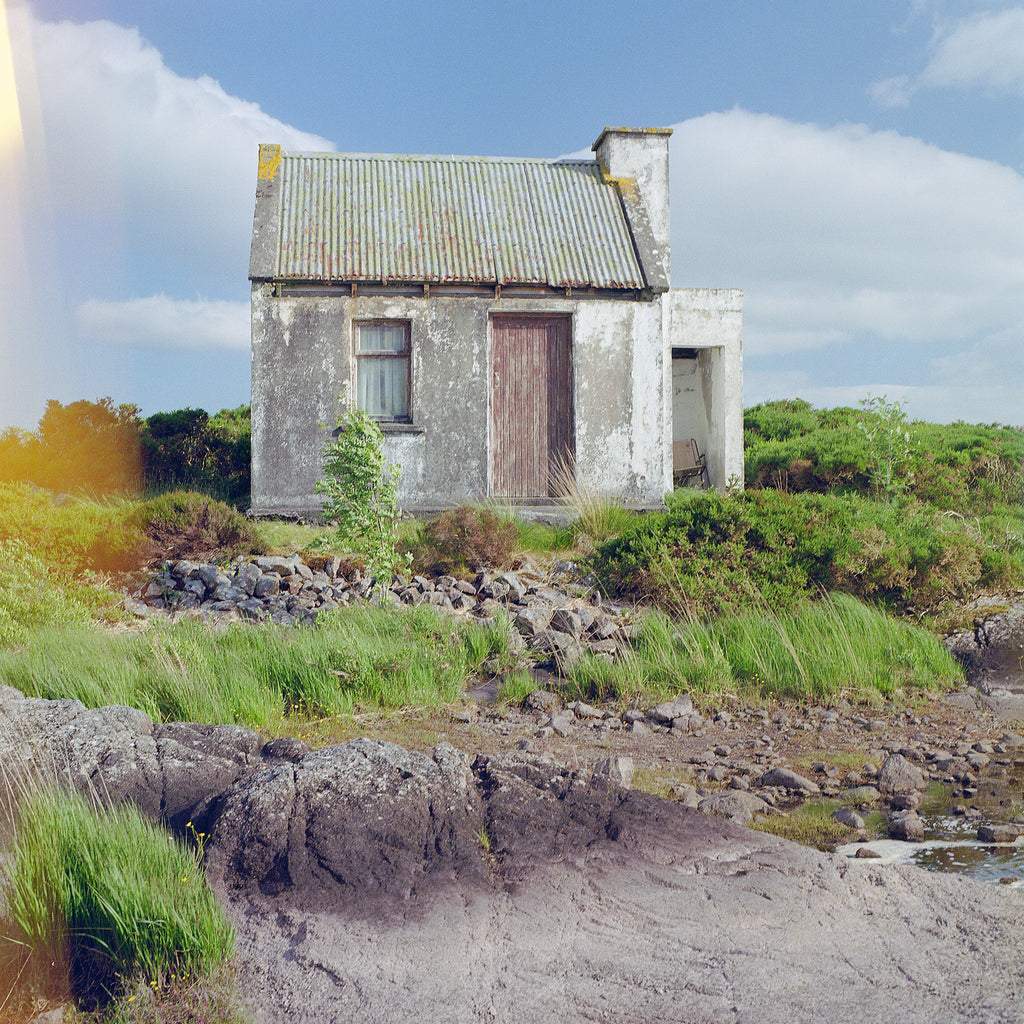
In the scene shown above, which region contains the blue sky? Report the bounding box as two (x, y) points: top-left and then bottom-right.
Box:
(3, 0), (1022, 429)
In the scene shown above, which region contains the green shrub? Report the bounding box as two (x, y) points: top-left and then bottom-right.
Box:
(0, 483), (143, 575)
(591, 489), (1022, 615)
(0, 788), (233, 1010)
(745, 399), (1024, 516)
(412, 505), (518, 575)
(142, 406), (251, 507)
(0, 539), (104, 646)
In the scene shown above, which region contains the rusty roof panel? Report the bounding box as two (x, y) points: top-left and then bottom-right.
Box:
(269, 153), (648, 289)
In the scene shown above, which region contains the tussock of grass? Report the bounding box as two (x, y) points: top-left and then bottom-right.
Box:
(552, 459), (635, 550)
(0, 788), (234, 1012)
(0, 604), (515, 730)
(563, 593), (961, 707)
(496, 669), (538, 706)
(749, 799), (857, 850)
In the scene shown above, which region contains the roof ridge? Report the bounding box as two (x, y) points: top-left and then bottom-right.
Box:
(278, 150), (596, 166)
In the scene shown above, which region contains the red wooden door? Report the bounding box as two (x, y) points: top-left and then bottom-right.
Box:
(490, 315), (572, 498)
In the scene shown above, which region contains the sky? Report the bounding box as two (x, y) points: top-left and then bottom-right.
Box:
(2, 0), (1022, 430)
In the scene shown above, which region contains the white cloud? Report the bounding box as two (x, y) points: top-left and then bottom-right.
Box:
(669, 109), (1024, 424)
(13, 11), (333, 285)
(873, 6), (1024, 105)
(77, 295), (249, 350)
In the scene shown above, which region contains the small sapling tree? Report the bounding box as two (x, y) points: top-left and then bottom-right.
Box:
(857, 394), (917, 502)
(315, 407), (404, 588)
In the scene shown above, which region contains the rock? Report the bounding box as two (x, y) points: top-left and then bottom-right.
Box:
(568, 701), (602, 720)
(549, 608), (583, 637)
(647, 694), (694, 725)
(593, 755), (634, 789)
(839, 785), (881, 805)
(524, 689), (559, 713)
(530, 630), (585, 674)
(877, 753), (925, 795)
(832, 807), (864, 830)
(514, 606), (551, 637)
(2, 693), (1024, 1024)
(888, 808), (925, 841)
(496, 572), (527, 603)
(978, 823), (1024, 843)
(697, 790), (768, 823)
(0, 694), (264, 830)
(207, 740), (485, 900)
(758, 767), (820, 795)
(549, 713), (574, 737)
(887, 791), (922, 811)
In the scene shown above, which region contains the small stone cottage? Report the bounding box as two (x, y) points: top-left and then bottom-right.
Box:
(249, 126), (742, 514)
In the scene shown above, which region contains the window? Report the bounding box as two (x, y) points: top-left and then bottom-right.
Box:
(355, 321), (410, 421)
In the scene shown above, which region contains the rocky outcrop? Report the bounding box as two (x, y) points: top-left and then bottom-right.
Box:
(2, 690), (1023, 1024)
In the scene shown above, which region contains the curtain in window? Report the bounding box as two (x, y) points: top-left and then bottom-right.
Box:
(358, 358), (408, 418)
(357, 324), (409, 418)
(358, 324), (406, 353)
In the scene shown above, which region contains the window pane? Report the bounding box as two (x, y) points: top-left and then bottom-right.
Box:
(357, 356), (409, 418)
(358, 323), (406, 353)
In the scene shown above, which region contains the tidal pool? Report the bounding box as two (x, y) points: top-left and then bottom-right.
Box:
(837, 814), (1024, 886)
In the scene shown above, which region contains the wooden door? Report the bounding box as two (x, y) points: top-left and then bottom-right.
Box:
(490, 315), (572, 499)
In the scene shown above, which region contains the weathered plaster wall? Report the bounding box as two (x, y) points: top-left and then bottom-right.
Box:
(251, 284), (348, 515)
(571, 299), (668, 506)
(664, 288), (744, 489)
(251, 290), (672, 514)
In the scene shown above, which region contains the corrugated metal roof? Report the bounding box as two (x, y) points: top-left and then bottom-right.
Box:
(265, 152), (648, 289)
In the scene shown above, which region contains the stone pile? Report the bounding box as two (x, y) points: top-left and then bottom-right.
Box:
(127, 556), (633, 670)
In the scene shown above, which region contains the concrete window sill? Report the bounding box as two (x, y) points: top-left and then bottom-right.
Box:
(378, 423), (425, 435)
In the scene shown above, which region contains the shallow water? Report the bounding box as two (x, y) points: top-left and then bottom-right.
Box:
(837, 814), (1024, 886)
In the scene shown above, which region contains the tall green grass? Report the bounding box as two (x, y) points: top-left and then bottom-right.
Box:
(0, 604), (514, 729)
(0, 787), (233, 1010)
(563, 593), (962, 706)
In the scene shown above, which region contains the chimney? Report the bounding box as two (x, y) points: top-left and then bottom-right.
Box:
(592, 127), (672, 284)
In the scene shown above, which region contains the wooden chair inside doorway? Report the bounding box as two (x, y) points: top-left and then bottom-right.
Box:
(673, 438), (710, 489)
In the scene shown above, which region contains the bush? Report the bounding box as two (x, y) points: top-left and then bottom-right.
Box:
(132, 491), (266, 565)
(412, 506), (518, 575)
(0, 483), (143, 575)
(590, 489), (1022, 616)
(0, 788), (234, 1010)
(142, 406), (251, 507)
(0, 539), (100, 647)
(745, 399), (1024, 515)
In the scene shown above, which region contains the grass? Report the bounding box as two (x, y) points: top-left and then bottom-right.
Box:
(497, 669), (539, 706)
(749, 799), (860, 850)
(0, 603), (517, 732)
(0, 787), (235, 1015)
(552, 459), (636, 551)
(562, 593), (962, 708)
